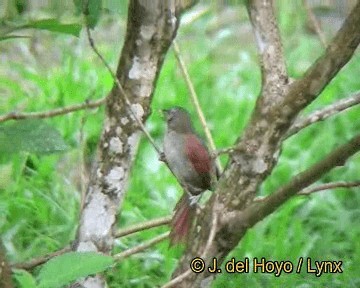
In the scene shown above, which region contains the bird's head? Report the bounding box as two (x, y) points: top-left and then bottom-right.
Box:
(162, 106), (193, 133)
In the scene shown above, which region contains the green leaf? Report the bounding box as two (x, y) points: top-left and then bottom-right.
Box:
(13, 269), (38, 288)
(22, 19), (82, 37)
(37, 252), (113, 288)
(0, 119), (68, 154)
(74, 0), (102, 29)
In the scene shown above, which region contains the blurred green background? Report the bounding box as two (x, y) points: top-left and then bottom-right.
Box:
(0, 0), (359, 287)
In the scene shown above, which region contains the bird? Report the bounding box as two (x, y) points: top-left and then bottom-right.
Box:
(162, 107), (216, 245)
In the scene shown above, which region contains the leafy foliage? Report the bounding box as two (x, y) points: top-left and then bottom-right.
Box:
(74, 0), (103, 29)
(37, 252), (113, 288)
(0, 119), (68, 154)
(13, 269), (37, 288)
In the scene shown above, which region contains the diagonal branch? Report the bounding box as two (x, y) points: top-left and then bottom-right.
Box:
(0, 96), (106, 123)
(286, 92), (360, 138)
(113, 232), (169, 261)
(247, 0), (288, 96)
(282, 1), (360, 117)
(303, 0), (327, 47)
(299, 181), (360, 195)
(12, 216), (172, 271)
(12, 246), (71, 270)
(115, 216), (171, 238)
(172, 40), (222, 171)
(85, 24), (162, 155)
(240, 134), (360, 228)
(171, 2), (360, 287)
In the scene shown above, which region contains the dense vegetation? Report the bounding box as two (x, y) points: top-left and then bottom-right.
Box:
(0, 1), (359, 287)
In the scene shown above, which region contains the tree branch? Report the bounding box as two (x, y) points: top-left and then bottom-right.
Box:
(115, 216), (171, 238)
(247, 0), (288, 96)
(240, 134), (360, 228)
(0, 97), (106, 123)
(172, 40), (222, 171)
(0, 240), (13, 288)
(85, 23), (162, 155)
(286, 92), (360, 138)
(299, 181), (360, 195)
(12, 246), (71, 270)
(171, 2), (360, 286)
(303, 0), (327, 47)
(73, 1), (185, 287)
(282, 1), (360, 117)
(113, 232), (169, 261)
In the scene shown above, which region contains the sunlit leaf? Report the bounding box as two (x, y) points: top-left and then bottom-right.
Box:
(22, 19), (82, 37)
(0, 119), (68, 154)
(13, 269), (37, 288)
(37, 252), (113, 288)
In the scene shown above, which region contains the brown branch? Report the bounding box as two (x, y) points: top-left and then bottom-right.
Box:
(10, 217), (171, 271)
(114, 216), (172, 238)
(11, 246), (71, 270)
(172, 40), (222, 171)
(303, 0), (327, 47)
(241, 134), (360, 228)
(85, 25), (162, 155)
(247, 0), (288, 96)
(286, 92), (360, 138)
(113, 232), (169, 261)
(255, 181), (360, 203)
(171, 2), (360, 286)
(299, 181), (360, 195)
(0, 240), (13, 288)
(0, 97), (106, 123)
(283, 1), (360, 116)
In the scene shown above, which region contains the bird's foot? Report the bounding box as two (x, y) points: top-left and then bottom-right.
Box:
(188, 194), (202, 206)
(159, 152), (167, 163)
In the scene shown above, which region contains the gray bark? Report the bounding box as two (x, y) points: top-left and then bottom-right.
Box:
(72, 1), (195, 287)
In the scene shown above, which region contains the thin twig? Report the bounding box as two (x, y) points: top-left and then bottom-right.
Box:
(243, 134), (360, 228)
(214, 146), (237, 157)
(303, 0), (327, 47)
(113, 232), (169, 261)
(79, 113), (88, 212)
(162, 266), (192, 288)
(12, 246), (71, 270)
(115, 216), (172, 238)
(254, 181), (360, 202)
(299, 181), (360, 195)
(85, 22), (162, 155)
(286, 92), (360, 138)
(162, 196), (219, 288)
(172, 40), (222, 171)
(0, 97), (106, 123)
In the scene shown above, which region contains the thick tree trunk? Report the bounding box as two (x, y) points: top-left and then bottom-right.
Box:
(72, 1), (195, 287)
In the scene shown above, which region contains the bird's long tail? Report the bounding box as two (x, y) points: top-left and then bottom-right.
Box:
(169, 194), (196, 246)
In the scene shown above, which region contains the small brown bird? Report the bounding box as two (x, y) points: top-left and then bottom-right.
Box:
(162, 107), (216, 245)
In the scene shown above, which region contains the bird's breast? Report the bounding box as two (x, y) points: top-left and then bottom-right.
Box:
(163, 131), (194, 181)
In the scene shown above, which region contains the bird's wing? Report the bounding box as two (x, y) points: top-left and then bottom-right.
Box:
(184, 134), (211, 174)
